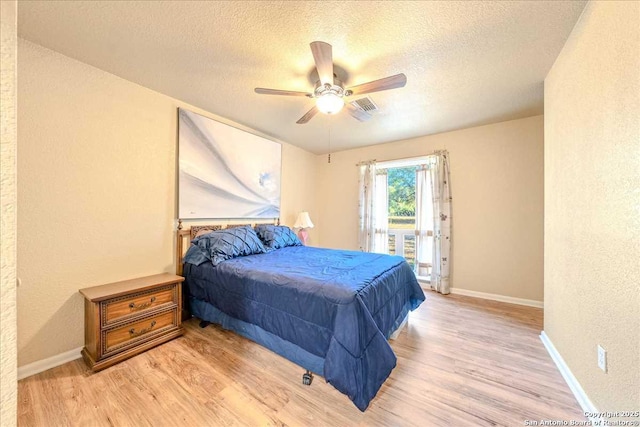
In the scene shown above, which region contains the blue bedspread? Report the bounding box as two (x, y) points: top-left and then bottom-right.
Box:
(184, 245), (425, 411)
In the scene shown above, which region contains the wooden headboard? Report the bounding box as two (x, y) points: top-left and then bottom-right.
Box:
(176, 219), (279, 276)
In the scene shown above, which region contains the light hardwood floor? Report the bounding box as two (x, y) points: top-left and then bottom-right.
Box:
(18, 293), (585, 426)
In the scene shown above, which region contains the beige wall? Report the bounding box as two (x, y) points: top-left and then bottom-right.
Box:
(544, 1), (640, 412)
(17, 39), (317, 366)
(315, 115), (544, 302)
(1, 0), (18, 425)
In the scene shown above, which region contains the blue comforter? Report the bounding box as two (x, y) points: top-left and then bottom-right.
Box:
(184, 245), (425, 411)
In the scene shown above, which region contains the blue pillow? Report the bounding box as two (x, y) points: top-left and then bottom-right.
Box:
(183, 244), (210, 266)
(254, 225), (302, 251)
(191, 226), (266, 266)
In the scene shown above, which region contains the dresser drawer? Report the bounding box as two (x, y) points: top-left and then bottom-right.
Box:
(103, 309), (178, 355)
(102, 285), (177, 326)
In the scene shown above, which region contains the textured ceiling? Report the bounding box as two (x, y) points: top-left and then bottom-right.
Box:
(17, 1), (586, 154)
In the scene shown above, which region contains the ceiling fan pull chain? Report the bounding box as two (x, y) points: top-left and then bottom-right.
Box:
(328, 119), (331, 164)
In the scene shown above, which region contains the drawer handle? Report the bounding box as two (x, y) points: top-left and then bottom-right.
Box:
(129, 320), (156, 337)
(129, 296), (156, 311)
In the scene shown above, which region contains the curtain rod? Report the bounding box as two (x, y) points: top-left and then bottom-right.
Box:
(355, 149), (447, 166)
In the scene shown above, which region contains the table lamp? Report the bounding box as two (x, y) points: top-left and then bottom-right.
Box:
(294, 211), (314, 245)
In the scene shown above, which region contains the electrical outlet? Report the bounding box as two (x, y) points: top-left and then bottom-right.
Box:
(597, 345), (607, 372)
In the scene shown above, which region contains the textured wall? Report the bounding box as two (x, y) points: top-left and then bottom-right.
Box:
(544, 1), (640, 411)
(17, 39), (317, 367)
(315, 115), (544, 302)
(1, 0), (18, 424)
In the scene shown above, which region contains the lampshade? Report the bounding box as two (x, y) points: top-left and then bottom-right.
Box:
(294, 211), (314, 229)
(316, 93), (344, 114)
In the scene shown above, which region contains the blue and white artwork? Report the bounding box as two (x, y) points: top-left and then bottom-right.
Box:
(178, 109), (281, 219)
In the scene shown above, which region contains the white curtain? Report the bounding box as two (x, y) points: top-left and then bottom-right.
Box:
(358, 162), (388, 253)
(429, 152), (452, 294)
(415, 165), (433, 278)
(374, 170), (389, 253)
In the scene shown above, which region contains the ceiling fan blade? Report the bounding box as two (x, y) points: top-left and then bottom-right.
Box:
(255, 88), (311, 97)
(345, 103), (372, 122)
(296, 106), (318, 124)
(347, 73), (407, 96)
(310, 41), (333, 86)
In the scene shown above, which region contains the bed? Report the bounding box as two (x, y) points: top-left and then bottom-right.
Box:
(176, 223), (425, 411)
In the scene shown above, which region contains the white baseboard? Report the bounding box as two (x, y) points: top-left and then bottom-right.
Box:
(18, 346), (83, 380)
(540, 331), (597, 419)
(449, 287), (544, 308)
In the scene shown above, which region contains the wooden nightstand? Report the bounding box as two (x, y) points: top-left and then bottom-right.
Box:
(79, 273), (185, 372)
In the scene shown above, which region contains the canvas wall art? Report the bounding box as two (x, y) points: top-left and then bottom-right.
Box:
(178, 109), (281, 219)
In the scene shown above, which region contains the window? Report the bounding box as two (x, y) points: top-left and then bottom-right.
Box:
(387, 166), (416, 267)
(377, 158), (434, 280)
(359, 152), (450, 291)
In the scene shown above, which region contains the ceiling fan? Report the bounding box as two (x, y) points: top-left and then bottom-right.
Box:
(255, 41), (407, 124)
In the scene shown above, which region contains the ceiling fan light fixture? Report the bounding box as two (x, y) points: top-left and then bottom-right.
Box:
(316, 93), (344, 115)
(254, 41), (407, 124)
